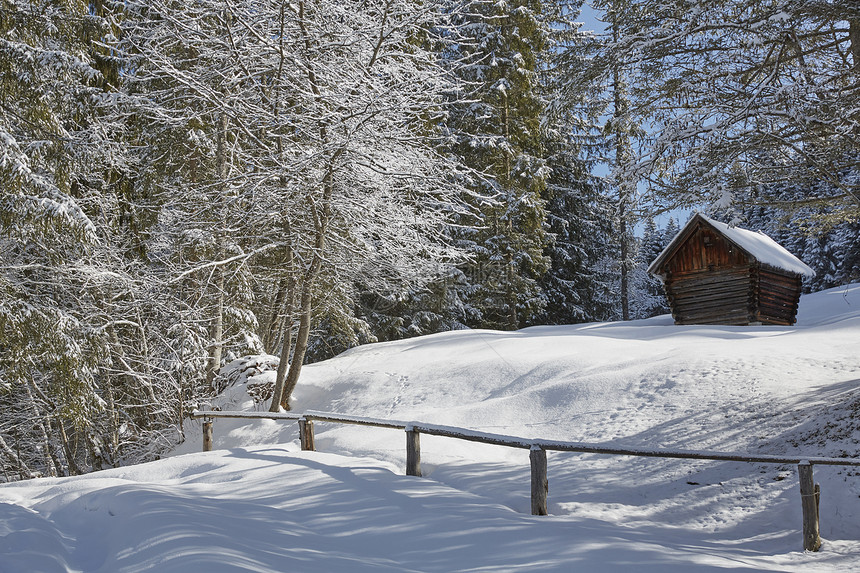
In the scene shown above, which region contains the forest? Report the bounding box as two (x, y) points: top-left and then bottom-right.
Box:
(1, 0), (859, 481)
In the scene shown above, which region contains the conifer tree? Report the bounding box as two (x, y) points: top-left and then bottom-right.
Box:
(0, 0), (183, 477)
(662, 217), (679, 248)
(539, 0), (618, 324)
(442, 0), (552, 330)
(538, 135), (617, 323)
(630, 218), (670, 319)
(557, 0), (645, 321)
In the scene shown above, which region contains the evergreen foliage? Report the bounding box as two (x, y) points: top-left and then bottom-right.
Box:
(629, 217), (671, 319)
(721, 179), (860, 293)
(441, 0), (553, 330)
(554, 0), (644, 320)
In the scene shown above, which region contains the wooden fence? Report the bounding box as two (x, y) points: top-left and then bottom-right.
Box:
(191, 409), (860, 552)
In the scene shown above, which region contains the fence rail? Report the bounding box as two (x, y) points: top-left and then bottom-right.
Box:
(191, 408), (860, 552)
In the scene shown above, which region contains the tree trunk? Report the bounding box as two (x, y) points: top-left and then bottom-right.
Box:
(25, 382), (58, 477)
(612, 12), (633, 321)
(277, 2), (337, 409)
(270, 277), (296, 412)
(619, 199), (630, 321)
(206, 270), (225, 390)
(500, 89), (518, 331)
(278, 188), (329, 410)
(506, 258), (518, 329)
(55, 419), (82, 476)
(0, 434), (35, 480)
(22, 375), (80, 476)
(206, 111), (230, 390)
(279, 271), (317, 410)
(133, 305), (158, 415)
(106, 324), (129, 444)
(263, 279), (289, 353)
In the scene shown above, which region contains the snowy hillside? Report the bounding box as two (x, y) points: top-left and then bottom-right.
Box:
(2, 284), (860, 572)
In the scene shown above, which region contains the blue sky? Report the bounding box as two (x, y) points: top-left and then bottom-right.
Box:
(578, 2), (606, 34)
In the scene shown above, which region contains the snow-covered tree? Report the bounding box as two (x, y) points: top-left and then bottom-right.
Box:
(117, 0), (269, 395)
(555, 0), (645, 320)
(539, 1), (619, 324)
(118, 0), (471, 411)
(441, 0), (553, 330)
(617, 0), (860, 221)
(537, 136), (617, 323)
(0, 0), (193, 478)
(629, 217), (670, 319)
(723, 178), (860, 293)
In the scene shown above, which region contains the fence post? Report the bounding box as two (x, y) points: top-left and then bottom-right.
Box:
(798, 461), (821, 552)
(203, 418), (213, 452)
(299, 418), (316, 451)
(530, 445), (548, 516)
(406, 425), (421, 477)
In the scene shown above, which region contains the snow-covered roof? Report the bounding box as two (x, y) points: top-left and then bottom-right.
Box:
(648, 213), (815, 278)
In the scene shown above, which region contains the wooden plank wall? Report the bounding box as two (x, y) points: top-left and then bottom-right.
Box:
(756, 268), (803, 325)
(665, 266), (755, 325)
(663, 224), (749, 276)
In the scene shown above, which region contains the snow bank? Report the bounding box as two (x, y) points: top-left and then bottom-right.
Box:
(1, 284), (859, 571)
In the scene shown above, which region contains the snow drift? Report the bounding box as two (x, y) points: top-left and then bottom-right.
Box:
(1, 284), (859, 572)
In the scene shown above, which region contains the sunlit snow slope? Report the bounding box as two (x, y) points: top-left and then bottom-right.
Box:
(1, 284), (859, 572)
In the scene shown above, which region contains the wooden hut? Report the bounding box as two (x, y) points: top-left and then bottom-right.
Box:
(648, 214), (814, 326)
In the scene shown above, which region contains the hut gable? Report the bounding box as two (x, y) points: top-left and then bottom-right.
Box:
(648, 214), (814, 326)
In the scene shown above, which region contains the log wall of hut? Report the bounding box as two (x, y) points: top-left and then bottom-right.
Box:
(755, 268), (803, 326)
(661, 224), (756, 325)
(664, 267), (754, 325)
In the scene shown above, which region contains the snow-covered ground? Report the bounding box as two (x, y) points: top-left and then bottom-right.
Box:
(2, 284), (860, 572)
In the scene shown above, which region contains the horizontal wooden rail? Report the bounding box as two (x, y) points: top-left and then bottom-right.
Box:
(304, 411), (412, 430)
(191, 408), (860, 551)
(191, 410), (303, 422)
(529, 438), (860, 467)
(191, 409), (408, 429)
(191, 411), (860, 467)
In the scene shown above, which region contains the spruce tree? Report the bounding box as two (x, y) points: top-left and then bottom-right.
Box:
(630, 218), (670, 319)
(443, 0), (552, 330)
(538, 0), (618, 324)
(0, 0), (181, 477)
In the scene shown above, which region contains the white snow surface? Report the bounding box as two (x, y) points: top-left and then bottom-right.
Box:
(2, 284), (860, 572)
